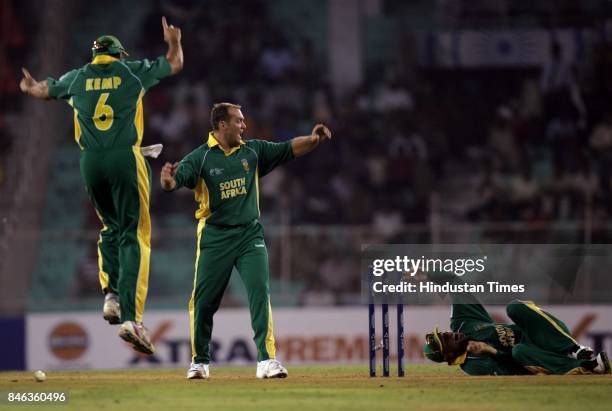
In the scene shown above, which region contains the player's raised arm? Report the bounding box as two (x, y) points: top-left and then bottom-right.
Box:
(162, 16), (183, 75)
(19, 67), (50, 100)
(291, 123), (332, 157)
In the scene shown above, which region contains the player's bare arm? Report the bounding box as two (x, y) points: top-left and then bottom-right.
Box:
(467, 340), (498, 356)
(19, 67), (50, 99)
(162, 16), (183, 75)
(160, 162), (179, 191)
(291, 124), (332, 157)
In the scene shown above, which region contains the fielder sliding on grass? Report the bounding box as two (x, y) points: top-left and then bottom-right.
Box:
(160, 102), (331, 379)
(19, 17), (183, 355)
(422, 278), (611, 375)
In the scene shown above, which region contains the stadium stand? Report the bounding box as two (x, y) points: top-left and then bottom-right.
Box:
(3, 0), (612, 310)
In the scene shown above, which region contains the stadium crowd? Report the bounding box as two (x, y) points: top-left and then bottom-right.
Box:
(75, 1), (612, 303)
(9, 0), (612, 305)
(0, 1), (27, 190)
(121, 1), (612, 234)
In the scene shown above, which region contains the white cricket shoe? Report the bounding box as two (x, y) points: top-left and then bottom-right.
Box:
(118, 321), (155, 355)
(256, 359), (288, 379)
(187, 363), (210, 379)
(103, 293), (121, 325)
(593, 352), (611, 374)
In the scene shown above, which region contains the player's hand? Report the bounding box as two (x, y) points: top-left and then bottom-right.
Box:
(310, 124), (332, 144)
(161, 162), (178, 177)
(162, 16), (181, 44)
(160, 161), (179, 191)
(19, 67), (36, 93)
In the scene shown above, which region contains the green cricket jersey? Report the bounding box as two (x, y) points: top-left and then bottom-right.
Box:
(428, 272), (527, 375)
(47, 54), (171, 149)
(174, 132), (294, 225)
(450, 303), (527, 375)
(450, 303), (521, 352)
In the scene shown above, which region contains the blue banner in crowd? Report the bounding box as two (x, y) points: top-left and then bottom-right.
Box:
(425, 29), (587, 67)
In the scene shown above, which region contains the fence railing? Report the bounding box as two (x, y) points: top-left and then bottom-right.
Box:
(24, 220), (612, 311)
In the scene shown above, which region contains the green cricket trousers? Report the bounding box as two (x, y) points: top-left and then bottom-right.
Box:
(189, 219), (276, 364)
(507, 300), (595, 374)
(80, 147), (151, 323)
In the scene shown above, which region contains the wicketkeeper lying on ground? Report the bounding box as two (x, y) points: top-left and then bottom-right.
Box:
(422, 277), (611, 375)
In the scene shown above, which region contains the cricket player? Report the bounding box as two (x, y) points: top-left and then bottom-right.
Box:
(423, 290), (611, 375)
(19, 17), (184, 354)
(160, 102), (331, 379)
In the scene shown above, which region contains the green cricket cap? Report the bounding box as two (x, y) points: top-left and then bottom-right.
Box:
(92, 35), (128, 57)
(423, 326), (445, 363)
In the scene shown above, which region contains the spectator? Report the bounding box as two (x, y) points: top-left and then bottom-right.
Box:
(589, 110), (612, 200)
(488, 105), (522, 173)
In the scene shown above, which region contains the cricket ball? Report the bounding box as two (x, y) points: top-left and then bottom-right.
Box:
(34, 370), (46, 382)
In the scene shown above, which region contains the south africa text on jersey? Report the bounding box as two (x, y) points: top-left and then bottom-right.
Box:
(220, 178), (247, 199)
(495, 324), (516, 347)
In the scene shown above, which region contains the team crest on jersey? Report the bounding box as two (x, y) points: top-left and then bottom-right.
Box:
(241, 158), (250, 173)
(210, 168), (224, 176)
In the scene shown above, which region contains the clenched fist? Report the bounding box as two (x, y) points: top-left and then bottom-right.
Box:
(160, 161), (179, 191)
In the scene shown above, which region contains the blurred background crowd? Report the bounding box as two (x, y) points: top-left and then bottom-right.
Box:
(2, 0), (612, 312)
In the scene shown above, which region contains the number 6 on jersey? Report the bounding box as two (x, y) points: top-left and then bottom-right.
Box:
(94, 92), (113, 131)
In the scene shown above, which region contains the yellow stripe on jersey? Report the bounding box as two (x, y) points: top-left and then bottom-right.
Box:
(524, 365), (551, 375)
(93, 208), (110, 291)
(522, 301), (577, 345)
(565, 367), (591, 375)
(134, 89), (145, 147)
(68, 98), (83, 149)
(132, 147), (151, 323)
(190, 218), (206, 362)
(97, 237), (109, 291)
(265, 298), (277, 359)
(194, 179), (211, 220)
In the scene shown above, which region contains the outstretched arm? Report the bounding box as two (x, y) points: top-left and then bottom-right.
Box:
(291, 124), (332, 157)
(19, 68), (50, 99)
(162, 16), (183, 75)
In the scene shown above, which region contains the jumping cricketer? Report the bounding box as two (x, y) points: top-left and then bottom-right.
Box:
(19, 17), (184, 355)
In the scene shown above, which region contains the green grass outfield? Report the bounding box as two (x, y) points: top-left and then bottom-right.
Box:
(1, 365), (611, 411)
